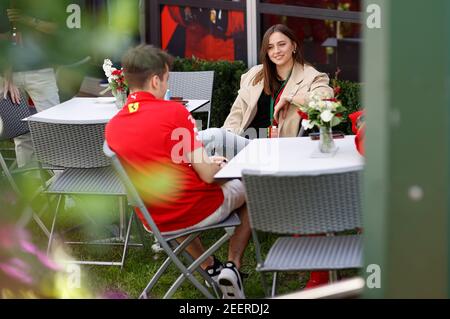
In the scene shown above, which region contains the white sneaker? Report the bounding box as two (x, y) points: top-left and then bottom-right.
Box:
(217, 261), (245, 299)
(205, 256), (223, 288)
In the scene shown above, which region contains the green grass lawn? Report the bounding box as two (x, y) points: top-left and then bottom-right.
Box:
(28, 198), (310, 299)
(24, 194), (359, 299)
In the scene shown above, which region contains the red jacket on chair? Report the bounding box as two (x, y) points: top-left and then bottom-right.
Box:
(348, 110), (365, 156)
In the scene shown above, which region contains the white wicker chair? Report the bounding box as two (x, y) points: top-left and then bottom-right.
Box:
(242, 169), (363, 297)
(168, 71), (214, 128)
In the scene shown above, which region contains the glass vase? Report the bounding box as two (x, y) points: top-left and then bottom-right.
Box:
(113, 90), (127, 109)
(319, 126), (337, 153)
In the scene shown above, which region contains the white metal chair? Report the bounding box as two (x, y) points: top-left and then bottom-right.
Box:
(242, 169), (363, 297)
(168, 71), (214, 129)
(103, 141), (241, 299)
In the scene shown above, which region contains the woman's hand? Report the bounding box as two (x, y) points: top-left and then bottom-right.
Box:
(3, 80), (21, 105)
(274, 95), (306, 122)
(3, 72), (21, 104)
(273, 96), (292, 122)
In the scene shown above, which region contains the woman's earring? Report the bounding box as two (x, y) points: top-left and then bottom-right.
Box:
(293, 50), (296, 54)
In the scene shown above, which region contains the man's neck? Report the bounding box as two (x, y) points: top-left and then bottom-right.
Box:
(130, 89), (158, 98)
(276, 59), (294, 81)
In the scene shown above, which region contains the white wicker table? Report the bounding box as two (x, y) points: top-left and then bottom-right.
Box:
(215, 136), (365, 179)
(27, 97), (209, 124)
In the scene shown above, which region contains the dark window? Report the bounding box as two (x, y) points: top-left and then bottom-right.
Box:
(259, 0), (362, 81)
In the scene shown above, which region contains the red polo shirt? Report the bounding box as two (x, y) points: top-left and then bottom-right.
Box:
(105, 92), (224, 232)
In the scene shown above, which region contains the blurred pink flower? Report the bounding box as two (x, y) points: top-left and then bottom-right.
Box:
(19, 239), (39, 255)
(0, 261), (34, 285)
(35, 251), (60, 271)
(10, 258), (30, 272)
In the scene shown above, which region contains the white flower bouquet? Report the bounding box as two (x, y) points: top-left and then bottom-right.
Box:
(296, 93), (346, 130)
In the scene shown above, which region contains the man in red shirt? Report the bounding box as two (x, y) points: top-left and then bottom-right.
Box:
(105, 45), (250, 299)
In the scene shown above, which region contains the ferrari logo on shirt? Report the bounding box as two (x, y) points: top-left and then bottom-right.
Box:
(128, 102), (140, 113)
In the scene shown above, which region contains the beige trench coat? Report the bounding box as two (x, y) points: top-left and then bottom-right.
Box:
(223, 63), (334, 137)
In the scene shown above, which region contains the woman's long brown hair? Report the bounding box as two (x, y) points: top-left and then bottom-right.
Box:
(253, 24), (304, 96)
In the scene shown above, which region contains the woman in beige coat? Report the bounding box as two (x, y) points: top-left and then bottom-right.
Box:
(199, 24), (333, 158)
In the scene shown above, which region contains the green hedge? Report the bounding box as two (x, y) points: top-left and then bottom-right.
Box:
(332, 80), (363, 135)
(173, 57), (362, 134)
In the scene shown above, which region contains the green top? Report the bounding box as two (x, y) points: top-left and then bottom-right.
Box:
(269, 69), (292, 125)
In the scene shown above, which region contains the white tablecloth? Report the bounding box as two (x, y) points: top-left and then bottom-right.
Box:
(27, 97), (209, 124)
(215, 136), (365, 179)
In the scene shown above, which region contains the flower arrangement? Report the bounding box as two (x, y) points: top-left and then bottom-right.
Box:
(102, 59), (128, 95)
(295, 91), (347, 154)
(296, 92), (346, 131)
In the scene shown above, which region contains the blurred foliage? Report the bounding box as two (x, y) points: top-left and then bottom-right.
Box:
(0, 177), (75, 298)
(0, 0), (140, 101)
(172, 57), (247, 128)
(0, 172), (131, 298)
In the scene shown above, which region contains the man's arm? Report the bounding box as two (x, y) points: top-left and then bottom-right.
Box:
(186, 147), (227, 184)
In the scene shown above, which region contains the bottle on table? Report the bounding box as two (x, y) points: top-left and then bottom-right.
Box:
(269, 126), (278, 138)
(164, 89), (171, 101)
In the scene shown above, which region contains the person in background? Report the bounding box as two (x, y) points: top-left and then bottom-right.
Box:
(0, 0), (63, 168)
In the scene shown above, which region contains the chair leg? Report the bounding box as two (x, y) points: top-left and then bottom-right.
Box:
(271, 272), (278, 297)
(119, 197), (126, 240)
(139, 234), (199, 299)
(181, 250), (221, 298)
(119, 209), (135, 270)
(139, 255), (173, 299)
(259, 271), (270, 297)
(0, 153), (20, 193)
(47, 195), (65, 255)
(8, 159), (18, 171)
(206, 110), (211, 129)
(16, 183), (52, 238)
(253, 229), (270, 296)
(163, 231), (232, 299)
(329, 270), (338, 283)
(133, 211), (147, 249)
(32, 211), (51, 238)
(34, 173), (57, 238)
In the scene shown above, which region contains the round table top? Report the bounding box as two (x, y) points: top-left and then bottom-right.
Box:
(215, 136), (365, 179)
(26, 97), (209, 124)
